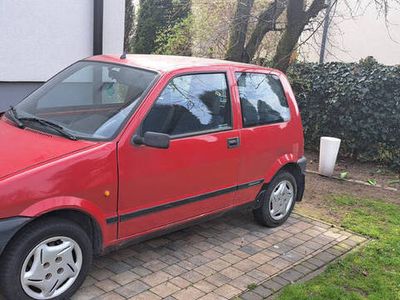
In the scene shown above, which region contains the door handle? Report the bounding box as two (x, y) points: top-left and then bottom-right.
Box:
(227, 137), (240, 149)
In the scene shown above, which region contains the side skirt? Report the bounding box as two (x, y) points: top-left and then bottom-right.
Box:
(100, 200), (259, 255)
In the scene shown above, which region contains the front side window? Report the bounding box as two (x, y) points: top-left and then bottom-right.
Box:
(236, 72), (290, 127)
(142, 73), (232, 137)
(10, 61), (157, 140)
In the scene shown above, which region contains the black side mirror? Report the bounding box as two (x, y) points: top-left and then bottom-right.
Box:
(132, 132), (170, 149)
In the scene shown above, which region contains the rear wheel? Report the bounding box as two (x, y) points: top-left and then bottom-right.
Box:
(253, 170), (297, 227)
(0, 218), (92, 300)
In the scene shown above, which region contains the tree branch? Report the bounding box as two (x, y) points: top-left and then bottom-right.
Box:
(243, 0), (287, 63)
(306, 0), (328, 20)
(272, 0), (327, 71)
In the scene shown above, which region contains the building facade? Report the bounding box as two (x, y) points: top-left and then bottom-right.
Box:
(0, 0), (125, 111)
(301, 2), (400, 65)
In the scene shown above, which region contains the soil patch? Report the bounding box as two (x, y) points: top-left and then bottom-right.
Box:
(297, 170), (400, 224)
(305, 150), (400, 190)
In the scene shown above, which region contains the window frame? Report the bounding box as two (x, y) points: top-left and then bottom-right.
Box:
(138, 71), (234, 140)
(235, 71), (291, 128)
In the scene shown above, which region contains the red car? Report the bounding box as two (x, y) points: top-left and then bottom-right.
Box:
(0, 55), (305, 300)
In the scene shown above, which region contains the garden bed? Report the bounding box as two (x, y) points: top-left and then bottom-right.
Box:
(305, 150), (400, 190)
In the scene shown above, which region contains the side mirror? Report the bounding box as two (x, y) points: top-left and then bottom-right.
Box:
(132, 132), (170, 149)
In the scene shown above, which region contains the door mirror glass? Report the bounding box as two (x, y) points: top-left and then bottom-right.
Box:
(133, 132), (170, 149)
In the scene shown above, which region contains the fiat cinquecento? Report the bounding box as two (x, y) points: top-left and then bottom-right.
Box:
(0, 55), (305, 299)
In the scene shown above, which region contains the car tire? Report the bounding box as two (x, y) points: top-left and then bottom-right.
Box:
(253, 170), (297, 227)
(0, 217), (92, 300)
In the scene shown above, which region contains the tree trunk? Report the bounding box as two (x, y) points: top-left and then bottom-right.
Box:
(272, 0), (326, 72)
(124, 0), (135, 52)
(225, 0), (255, 62)
(243, 0), (287, 63)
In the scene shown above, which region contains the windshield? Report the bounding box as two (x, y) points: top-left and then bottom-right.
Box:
(11, 61), (157, 140)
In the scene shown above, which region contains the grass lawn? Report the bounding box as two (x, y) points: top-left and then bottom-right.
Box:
(278, 195), (400, 300)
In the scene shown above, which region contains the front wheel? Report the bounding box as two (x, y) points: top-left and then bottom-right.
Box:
(253, 171), (297, 227)
(0, 218), (92, 300)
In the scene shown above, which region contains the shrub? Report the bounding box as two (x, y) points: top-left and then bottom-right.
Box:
(133, 0), (190, 54)
(287, 58), (400, 170)
(154, 15), (193, 56)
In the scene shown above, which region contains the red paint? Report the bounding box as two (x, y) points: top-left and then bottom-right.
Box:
(0, 55), (304, 251)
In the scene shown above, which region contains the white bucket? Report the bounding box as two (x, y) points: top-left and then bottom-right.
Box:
(319, 137), (341, 177)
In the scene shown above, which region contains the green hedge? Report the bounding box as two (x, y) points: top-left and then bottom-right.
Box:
(287, 58), (400, 170)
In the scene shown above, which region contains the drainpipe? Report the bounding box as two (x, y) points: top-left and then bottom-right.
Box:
(93, 0), (104, 55)
(319, 0), (332, 64)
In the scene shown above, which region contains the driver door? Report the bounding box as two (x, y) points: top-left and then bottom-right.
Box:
(117, 71), (241, 239)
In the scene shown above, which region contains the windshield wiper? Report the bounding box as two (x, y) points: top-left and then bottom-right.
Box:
(19, 117), (77, 141)
(6, 106), (25, 128)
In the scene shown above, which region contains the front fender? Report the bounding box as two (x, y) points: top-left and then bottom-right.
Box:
(20, 196), (117, 247)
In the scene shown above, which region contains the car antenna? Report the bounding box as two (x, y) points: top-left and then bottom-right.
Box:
(120, 51), (127, 59)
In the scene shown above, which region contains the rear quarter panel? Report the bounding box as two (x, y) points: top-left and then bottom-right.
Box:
(230, 67), (304, 204)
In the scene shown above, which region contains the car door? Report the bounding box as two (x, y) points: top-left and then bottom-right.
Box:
(117, 71), (241, 239)
(233, 71), (294, 206)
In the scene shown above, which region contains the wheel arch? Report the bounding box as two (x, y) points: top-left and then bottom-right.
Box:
(3, 209), (104, 257)
(263, 155), (306, 202)
(8, 196), (112, 256)
(33, 209), (103, 255)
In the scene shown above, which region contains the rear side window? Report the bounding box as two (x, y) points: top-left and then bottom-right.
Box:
(142, 73), (232, 137)
(236, 72), (290, 127)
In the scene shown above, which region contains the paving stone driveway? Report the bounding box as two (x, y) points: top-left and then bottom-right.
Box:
(72, 211), (366, 300)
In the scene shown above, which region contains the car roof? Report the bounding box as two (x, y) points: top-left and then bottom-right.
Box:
(87, 54), (272, 73)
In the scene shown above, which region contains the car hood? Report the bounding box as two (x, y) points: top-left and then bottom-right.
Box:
(0, 118), (95, 180)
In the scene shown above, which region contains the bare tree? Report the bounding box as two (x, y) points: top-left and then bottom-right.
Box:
(225, 0), (255, 62)
(272, 0), (327, 71)
(243, 0), (287, 63)
(196, 0), (400, 70)
(225, 0), (287, 63)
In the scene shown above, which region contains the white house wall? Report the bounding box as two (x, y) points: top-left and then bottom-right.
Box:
(0, 0), (125, 82)
(301, 2), (400, 65)
(0, 0), (93, 82)
(103, 0), (125, 55)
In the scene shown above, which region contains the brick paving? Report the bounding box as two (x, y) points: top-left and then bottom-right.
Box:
(66, 211), (368, 300)
(239, 240), (368, 300)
